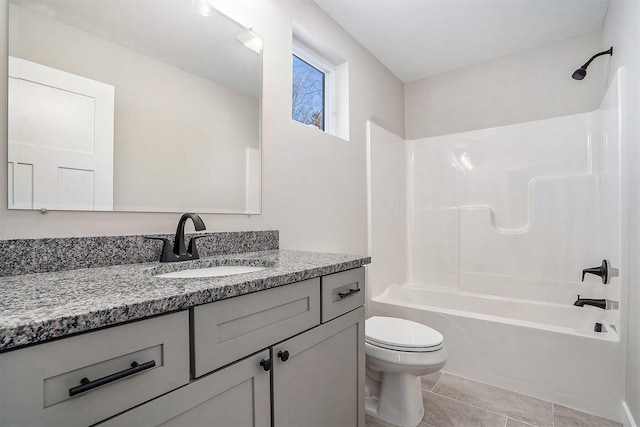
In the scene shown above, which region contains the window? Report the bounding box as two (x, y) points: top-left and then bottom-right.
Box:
(292, 22), (349, 140)
(292, 54), (326, 130)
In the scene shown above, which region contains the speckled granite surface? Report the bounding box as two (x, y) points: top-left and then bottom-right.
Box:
(0, 231), (278, 277)
(0, 250), (370, 351)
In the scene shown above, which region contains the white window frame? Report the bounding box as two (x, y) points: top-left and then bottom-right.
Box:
(292, 40), (335, 134)
(292, 21), (349, 141)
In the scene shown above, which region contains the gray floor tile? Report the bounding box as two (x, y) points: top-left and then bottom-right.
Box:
(421, 371), (443, 391)
(553, 404), (622, 427)
(366, 374), (619, 427)
(365, 414), (396, 427)
(506, 418), (535, 427)
(366, 413), (435, 427)
(432, 374), (552, 426)
(422, 390), (507, 427)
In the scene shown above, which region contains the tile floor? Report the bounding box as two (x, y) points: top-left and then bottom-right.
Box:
(365, 371), (622, 427)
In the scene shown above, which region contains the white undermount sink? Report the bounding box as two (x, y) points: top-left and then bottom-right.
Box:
(155, 265), (267, 279)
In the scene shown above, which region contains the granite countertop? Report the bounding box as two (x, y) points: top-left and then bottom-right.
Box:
(0, 250), (370, 352)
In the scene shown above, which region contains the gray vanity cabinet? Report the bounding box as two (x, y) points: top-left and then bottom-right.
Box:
(0, 267), (366, 427)
(107, 267), (366, 427)
(102, 307), (365, 427)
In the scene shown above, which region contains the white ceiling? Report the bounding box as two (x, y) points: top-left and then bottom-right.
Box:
(313, 0), (610, 83)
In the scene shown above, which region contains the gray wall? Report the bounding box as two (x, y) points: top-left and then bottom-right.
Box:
(404, 31), (606, 139)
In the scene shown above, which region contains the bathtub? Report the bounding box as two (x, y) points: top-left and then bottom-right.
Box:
(368, 284), (625, 421)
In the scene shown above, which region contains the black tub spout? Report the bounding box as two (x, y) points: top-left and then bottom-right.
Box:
(573, 295), (606, 310)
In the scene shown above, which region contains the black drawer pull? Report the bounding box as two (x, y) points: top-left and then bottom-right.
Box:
(68, 360), (156, 397)
(338, 288), (361, 299)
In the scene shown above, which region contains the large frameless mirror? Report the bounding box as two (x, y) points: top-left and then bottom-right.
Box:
(7, 0), (262, 213)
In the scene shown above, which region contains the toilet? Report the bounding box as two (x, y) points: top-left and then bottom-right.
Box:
(364, 316), (447, 427)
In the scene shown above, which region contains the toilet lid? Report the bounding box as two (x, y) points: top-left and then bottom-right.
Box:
(365, 316), (443, 351)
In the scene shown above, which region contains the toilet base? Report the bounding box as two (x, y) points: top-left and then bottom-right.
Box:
(365, 371), (424, 427)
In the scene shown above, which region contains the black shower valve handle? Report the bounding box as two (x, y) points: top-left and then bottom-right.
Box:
(581, 259), (610, 285)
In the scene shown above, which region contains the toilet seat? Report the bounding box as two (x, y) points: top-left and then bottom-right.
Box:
(365, 316), (443, 352)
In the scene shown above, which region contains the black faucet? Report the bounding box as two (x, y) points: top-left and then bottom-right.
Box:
(148, 213), (207, 262)
(573, 295), (606, 310)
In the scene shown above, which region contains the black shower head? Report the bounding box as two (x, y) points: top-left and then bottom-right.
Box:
(572, 67), (587, 80)
(572, 47), (613, 80)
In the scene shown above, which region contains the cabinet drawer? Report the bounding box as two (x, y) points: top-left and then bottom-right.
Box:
(0, 311), (190, 427)
(192, 278), (320, 377)
(321, 267), (365, 322)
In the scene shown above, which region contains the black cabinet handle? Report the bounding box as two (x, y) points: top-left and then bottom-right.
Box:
(277, 350), (290, 362)
(260, 358), (272, 371)
(68, 360), (156, 397)
(338, 288), (361, 299)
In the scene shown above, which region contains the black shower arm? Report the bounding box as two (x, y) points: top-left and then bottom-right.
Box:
(580, 47), (613, 69)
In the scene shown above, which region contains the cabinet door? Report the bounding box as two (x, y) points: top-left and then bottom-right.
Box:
(99, 350), (271, 427)
(273, 307), (365, 427)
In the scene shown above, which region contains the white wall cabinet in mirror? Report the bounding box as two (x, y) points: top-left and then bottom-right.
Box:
(7, 0), (262, 214)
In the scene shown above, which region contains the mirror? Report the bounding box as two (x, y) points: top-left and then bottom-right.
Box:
(7, 0), (262, 213)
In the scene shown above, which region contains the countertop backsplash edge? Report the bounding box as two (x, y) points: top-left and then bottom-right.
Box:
(0, 230), (279, 277)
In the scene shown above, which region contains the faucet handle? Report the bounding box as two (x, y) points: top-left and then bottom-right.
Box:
(145, 236), (176, 263)
(187, 235), (208, 260)
(582, 259), (610, 284)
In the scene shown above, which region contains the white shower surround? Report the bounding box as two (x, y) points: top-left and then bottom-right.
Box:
(366, 69), (627, 421)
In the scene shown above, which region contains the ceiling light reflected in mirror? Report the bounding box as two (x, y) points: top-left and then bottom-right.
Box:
(193, 0), (263, 54)
(193, 0), (215, 17)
